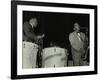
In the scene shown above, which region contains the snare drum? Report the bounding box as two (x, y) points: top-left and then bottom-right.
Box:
(22, 41), (38, 69)
(42, 47), (68, 68)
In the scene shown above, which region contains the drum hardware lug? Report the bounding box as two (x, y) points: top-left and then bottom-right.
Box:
(23, 43), (25, 48)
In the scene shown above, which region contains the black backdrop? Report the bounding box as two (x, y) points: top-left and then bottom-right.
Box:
(23, 11), (89, 48)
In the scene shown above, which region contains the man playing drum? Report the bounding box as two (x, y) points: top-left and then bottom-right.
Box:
(23, 17), (44, 68)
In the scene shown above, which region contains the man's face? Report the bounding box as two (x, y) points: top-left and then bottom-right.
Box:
(30, 18), (38, 28)
(74, 23), (80, 32)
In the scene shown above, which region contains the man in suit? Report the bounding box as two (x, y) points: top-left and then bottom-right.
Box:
(69, 22), (88, 66)
(23, 17), (44, 68)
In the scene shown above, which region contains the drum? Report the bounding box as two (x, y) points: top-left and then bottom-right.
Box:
(42, 47), (68, 68)
(22, 41), (38, 69)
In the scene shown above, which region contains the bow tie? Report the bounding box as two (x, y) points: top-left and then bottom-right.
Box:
(77, 32), (80, 33)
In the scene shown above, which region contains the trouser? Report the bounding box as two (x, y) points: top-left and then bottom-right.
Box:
(22, 41), (38, 69)
(71, 48), (83, 66)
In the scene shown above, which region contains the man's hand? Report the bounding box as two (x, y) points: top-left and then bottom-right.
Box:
(41, 34), (45, 38)
(37, 34), (45, 39)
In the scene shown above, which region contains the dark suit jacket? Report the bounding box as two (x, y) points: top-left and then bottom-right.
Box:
(23, 21), (37, 42)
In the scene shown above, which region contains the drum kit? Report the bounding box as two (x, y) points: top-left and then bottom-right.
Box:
(22, 39), (69, 68)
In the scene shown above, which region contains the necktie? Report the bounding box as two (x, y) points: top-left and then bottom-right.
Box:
(77, 33), (82, 42)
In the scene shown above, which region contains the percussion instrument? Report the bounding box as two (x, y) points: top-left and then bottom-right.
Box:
(42, 47), (68, 68)
(22, 41), (38, 68)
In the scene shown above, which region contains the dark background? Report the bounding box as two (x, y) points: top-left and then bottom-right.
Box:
(23, 11), (89, 49)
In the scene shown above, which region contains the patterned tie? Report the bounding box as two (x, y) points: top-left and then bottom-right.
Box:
(77, 32), (82, 42)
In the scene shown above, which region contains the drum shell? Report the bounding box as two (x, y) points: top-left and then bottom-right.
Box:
(42, 47), (68, 68)
(22, 41), (38, 68)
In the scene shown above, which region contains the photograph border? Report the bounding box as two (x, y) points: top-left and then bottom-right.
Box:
(11, 0), (97, 79)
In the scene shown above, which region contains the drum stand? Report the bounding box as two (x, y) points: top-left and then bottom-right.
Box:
(36, 39), (43, 68)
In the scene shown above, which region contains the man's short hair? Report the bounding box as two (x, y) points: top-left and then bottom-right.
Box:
(29, 18), (37, 23)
